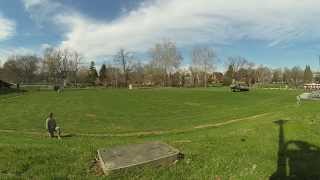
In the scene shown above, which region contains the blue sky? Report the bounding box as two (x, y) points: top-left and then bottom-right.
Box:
(1, 0), (320, 70)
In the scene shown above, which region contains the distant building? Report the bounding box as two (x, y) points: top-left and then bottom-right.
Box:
(313, 72), (320, 84)
(314, 72), (320, 79)
(304, 83), (320, 92)
(211, 72), (224, 83)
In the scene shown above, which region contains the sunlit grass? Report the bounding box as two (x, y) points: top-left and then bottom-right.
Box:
(2, 88), (320, 179)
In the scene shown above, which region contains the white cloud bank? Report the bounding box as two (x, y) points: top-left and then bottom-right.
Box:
(0, 47), (36, 66)
(23, 0), (320, 59)
(0, 15), (15, 41)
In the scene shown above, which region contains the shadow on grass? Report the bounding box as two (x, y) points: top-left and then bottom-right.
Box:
(0, 89), (26, 95)
(55, 134), (74, 138)
(61, 134), (74, 138)
(270, 120), (320, 180)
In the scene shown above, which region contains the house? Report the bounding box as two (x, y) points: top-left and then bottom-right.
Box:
(210, 72), (224, 83)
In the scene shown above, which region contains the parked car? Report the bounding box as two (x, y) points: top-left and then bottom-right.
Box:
(230, 83), (250, 92)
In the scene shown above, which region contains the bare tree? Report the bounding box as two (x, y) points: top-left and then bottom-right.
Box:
(2, 56), (22, 83)
(20, 55), (40, 83)
(150, 40), (182, 86)
(143, 63), (162, 86)
(67, 50), (82, 87)
(43, 48), (81, 87)
(191, 47), (217, 87)
(226, 56), (250, 72)
(291, 66), (304, 88)
(77, 67), (90, 84)
(282, 68), (291, 84)
(114, 49), (133, 87)
(225, 56), (253, 83)
(272, 68), (283, 83)
(0, 63), (3, 79)
(43, 48), (62, 84)
(255, 65), (272, 85)
(130, 61), (145, 86)
(2, 55), (40, 84)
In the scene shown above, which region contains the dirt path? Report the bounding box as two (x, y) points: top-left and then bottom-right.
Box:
(0, 113), (270, 138)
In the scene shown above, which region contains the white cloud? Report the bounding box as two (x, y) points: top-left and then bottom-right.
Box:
(40, 43), (52, 50)
(23, 0), (320, 59)
(23, 0), (45, 8)
(22, 0), (63, 25)
(0, 15), (15, 41)
(0, 47), (38, 65)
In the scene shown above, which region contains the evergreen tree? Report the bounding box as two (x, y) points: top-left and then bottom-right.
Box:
(88, 61), (98, 85)
(99, 64), (107, 85)
(223, 65), (234, 85)
(304, 65), (313, 83)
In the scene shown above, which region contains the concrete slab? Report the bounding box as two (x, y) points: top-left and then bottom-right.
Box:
(300, 93), (311, 100)
(300, 92), (320, 100)
(97, 142), (181, 175)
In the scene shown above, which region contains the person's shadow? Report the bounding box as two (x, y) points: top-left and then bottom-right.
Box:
(270, 120), (320, 180)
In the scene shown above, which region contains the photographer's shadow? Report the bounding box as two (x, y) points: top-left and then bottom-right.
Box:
(270, 120), (320, 180)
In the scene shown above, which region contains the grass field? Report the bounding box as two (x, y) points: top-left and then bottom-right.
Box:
(2, 88), (320, 179)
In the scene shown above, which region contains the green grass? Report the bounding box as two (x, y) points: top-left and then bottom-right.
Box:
(0, 88), (298, 133)
(2, 88), (320, 179)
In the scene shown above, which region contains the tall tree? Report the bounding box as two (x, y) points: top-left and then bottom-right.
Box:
(0, 63), (3, 79)
(67, 50), (82, 87)
(304, 65), (313, 83)
(2, 55), (40, 84)
(114, 49), (133, 87)
(223, 64), (234, 85)
(43, 48), (81, 86)
(19, 55), (39, 83)
(226, 56), (252, 82)
(191, 47), (217, 87)
(291, 66), (303, 88)
(99, 64), (107, 86)
(130, 61), (145, 86)
(2, 57), (22, 83)
(43, 48), (63, 84)
(150, 40), (182, 86)
(282, 68), (291, 84)
(88, 61), (98, 85)
(77, 67), (90, 84)
(255, 65), (272, 85)
(272, 68), (283, 83)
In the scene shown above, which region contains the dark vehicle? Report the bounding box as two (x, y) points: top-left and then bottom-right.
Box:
(0, 80), (14, 89)
(230, 83), (250, 92)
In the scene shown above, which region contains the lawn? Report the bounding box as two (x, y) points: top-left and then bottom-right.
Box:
(1, 88), (320, 179)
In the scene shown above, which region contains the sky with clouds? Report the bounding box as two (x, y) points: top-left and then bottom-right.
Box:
(1, 0), (320, 70)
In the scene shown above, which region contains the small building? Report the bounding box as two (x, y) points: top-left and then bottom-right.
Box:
(313, 72), (320, 79)
(304, 83), (320, 92)
(210, 72), (224, 83)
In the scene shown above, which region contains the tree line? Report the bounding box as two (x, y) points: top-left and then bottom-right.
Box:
(223, 58), (314, 88)
(0, 40), (316, 88)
